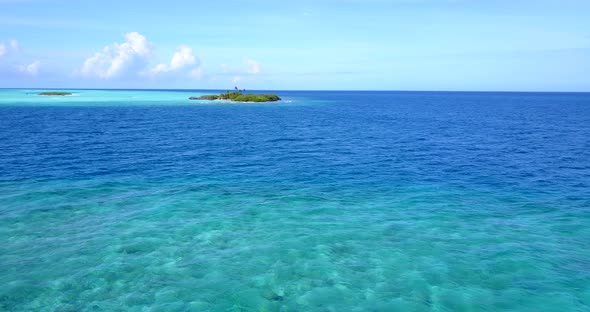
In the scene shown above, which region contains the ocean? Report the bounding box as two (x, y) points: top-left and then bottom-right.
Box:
(1, 89), (589, 311)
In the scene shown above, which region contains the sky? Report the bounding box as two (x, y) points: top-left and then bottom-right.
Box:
(0, 0), (589, 91)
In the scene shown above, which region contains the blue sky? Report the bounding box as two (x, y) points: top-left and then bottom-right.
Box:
(1, 0), (589, 91)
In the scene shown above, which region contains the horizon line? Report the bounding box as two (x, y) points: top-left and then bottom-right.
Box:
(1, 88), (589, 94)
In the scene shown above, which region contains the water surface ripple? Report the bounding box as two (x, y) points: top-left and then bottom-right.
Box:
(1, 90), (589, 311)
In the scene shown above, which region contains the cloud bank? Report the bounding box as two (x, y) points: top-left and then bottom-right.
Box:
(0, 39), (41, 77)
(0, 39), (19, 58)
(18, 60), (40, 76)
(80, 33), (206, 81)
(148, 45), (199, 76)
(225, 58), (263, 85)
(4, 34), (264, 86)
(81, 32), (151, 79)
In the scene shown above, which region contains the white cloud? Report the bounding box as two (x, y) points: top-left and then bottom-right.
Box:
(190, 67), (203, 79)
(9, 39), (19, 52)
(149, 45), (199, 75)
(81, 32), (151, 79)
(232, 76), (242, 84)
(18, 60), (40, 76)
(211, 58), (263, 85)
(76, 32), (263, 84)
(170, 46), (197, 70)
(0, 39), (19, 57)
(245, 58), (261, 74)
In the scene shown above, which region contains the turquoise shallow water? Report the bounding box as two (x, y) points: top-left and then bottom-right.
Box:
(0, 89), (233, 106)
(0, 89), (589, 311)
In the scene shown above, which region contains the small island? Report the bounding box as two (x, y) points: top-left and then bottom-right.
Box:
(189, 87), (281, 103)
(39, 92), (72, 96)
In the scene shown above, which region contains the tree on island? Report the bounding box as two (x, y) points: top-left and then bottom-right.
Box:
(234, 86), (246, 94)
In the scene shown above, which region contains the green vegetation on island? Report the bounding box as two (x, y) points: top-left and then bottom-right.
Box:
(189, 87), (281, 102)
(39, 92), (72, 96)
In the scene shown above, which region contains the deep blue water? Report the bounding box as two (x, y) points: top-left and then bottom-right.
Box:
(1, 90), (589, 311)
